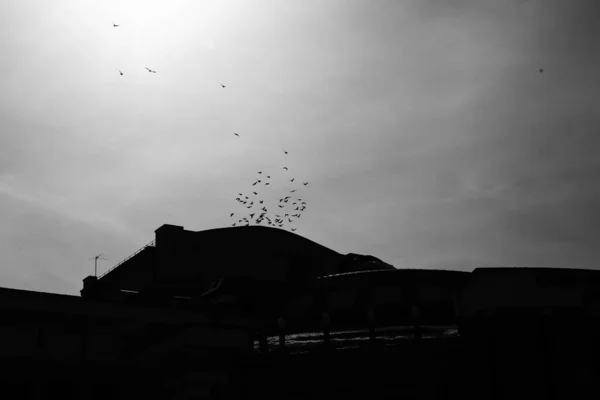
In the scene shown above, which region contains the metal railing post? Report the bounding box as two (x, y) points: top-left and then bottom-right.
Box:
(98, 239), (155, 279)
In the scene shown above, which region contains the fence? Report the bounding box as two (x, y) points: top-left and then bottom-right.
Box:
(98, 239), (156, 279)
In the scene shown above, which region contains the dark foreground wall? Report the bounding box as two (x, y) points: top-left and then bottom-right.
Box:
(3, 285), (600, 399)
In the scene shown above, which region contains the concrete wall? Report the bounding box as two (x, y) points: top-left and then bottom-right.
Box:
(458, 267), (600, 318)
(0, 286), (258, 399)
(277, 270), (469, 332)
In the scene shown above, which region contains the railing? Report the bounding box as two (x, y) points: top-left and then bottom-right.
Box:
(98, 239), (156, 279)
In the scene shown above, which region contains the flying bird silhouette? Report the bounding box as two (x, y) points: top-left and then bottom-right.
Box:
(113, 22), (119, 27)
(284, 151), (288, 154)
(234, 133), (240, 137)
(221, 84), (226, 88)
(118, 70), (124, 76)
(303, 182), (308, 185)
(145, 67), (156, 73)
(230, 213), (234, 217)
(283, 167), (288, 170)
(290, 178), (294, 182)
(539, 68), (544, 73)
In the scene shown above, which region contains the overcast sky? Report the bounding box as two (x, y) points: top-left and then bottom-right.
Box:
(1, 0), (599, 296)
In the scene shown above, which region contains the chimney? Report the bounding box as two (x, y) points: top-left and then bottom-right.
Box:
(155, 224), (184, 248)
(154, 224), (185, 284)
(81, 275), (99, 299)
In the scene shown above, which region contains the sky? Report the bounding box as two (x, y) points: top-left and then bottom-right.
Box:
(1, 0), (600, 296)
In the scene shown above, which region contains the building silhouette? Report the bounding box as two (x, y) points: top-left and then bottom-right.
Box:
(1, 223), (600, 399)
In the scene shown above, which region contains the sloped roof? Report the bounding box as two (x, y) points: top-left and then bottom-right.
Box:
(190, 226), (341, 256)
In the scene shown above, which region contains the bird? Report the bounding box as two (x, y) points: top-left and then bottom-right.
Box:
(258, 171), (262, 174)
(266, 176), (271, 179)
(259, 200), (263, 204)
(118, 70), (124, 76)
(290, 190), (297, 193)
(303, 182), (308, 185)
(221, 84), (226, 88)
(290, 178), (294, 182)
(230, 213), (234, 217)
(539, 68), (543, 73)
(234, 133), (240, 137)
(284, 150), (288, 154)
(252, 182), (257, 186)
(283, 167), (288, 170)
(253, 192), (258, 195)
(265, 183), (270, 185)
(278, 205), (284, 208)
(291, 228), (297, 232)
(113, 22), (119, 27)
(146, 67), (156, 73)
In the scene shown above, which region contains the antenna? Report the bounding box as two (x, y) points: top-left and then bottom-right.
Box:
(88, 254), (109, 277)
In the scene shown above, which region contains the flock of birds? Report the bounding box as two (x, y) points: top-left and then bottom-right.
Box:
(112, 22), (309, 233)
(229, 155), (310, 231)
